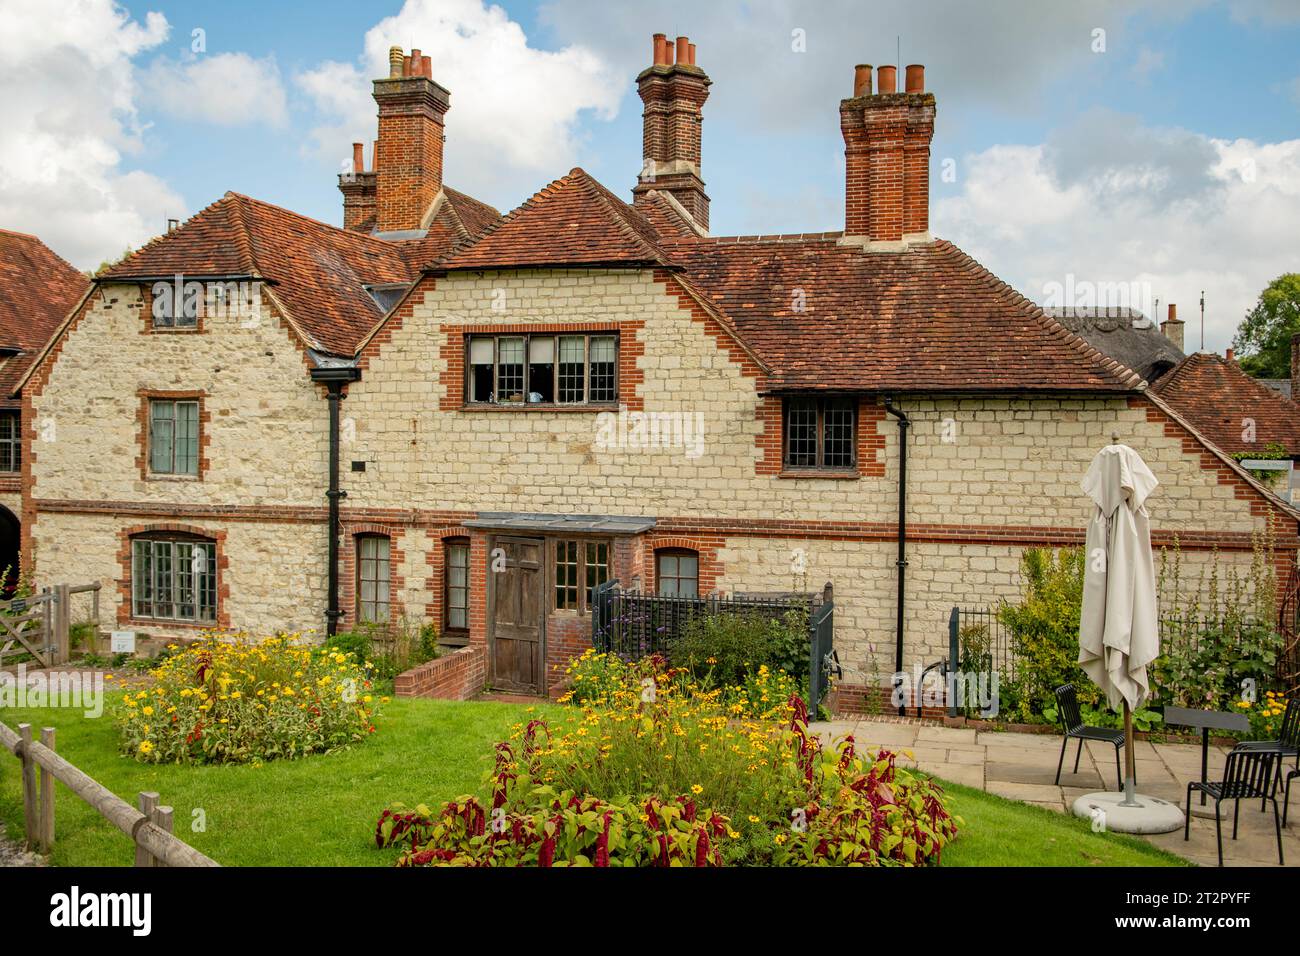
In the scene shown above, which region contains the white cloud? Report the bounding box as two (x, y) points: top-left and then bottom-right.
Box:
(1131, 46), (1166, 80)
(0, 0), (183, 269)
(141, 52), (289, 128)
(934, 116), (1300, 354)
(296, 0), (622, 206)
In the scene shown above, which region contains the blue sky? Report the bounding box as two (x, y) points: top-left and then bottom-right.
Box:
(3, 0), (1298, 350)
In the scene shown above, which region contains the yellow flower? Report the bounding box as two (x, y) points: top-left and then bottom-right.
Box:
(748, 815), (761, 824)
(774, 834), (787, 845)
(138, 741), (153, 755)
(691, 784), (703, 795)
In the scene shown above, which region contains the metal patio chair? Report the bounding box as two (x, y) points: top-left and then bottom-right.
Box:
(1286, 766), (1298, 827)
(1235, 696), (1299, 810)
(1185, 745), (1284, 866)
(1053, 683), (1126, 791)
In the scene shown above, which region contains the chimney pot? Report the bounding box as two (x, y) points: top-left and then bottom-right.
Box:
(653, 33), (667, 65)
(688, 42), (696, 66)
(421, 55), (432, 78)
(1168, 303), (1177, 322)
(853, 64), (873, 97)
(351, 142), (364, 176)
(388, 46), (404, 78)
(1226, 348), (1235, 362)
(676, 36), (689, 65)
(401, 55), (411, 76)
(905, 64), (925, 92)
(877, 65), (896, 93)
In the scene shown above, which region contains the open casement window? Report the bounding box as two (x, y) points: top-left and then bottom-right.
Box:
(0, 411), (19, 473)
(356, 534), (391, 624)
(466, 332), (618, 406)
(656, 548), (699, 598)
(149, 399), (200, 475)
(553, 538), (611, 612)
(783, 397), (857, 471)
(444, 538), (470, 641)
(131, 535), (217, 623)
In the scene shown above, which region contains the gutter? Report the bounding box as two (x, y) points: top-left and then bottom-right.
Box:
(310, 364), (362, 637)
(883, 396), (910, 715)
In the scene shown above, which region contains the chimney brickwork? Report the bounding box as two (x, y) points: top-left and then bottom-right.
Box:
(841, 64), (935, 247)
(339, 46), (450, 234)
(632, 34), (711, 230)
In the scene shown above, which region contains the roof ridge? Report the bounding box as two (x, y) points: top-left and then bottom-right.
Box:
(424, 172), (563, 269)
(935, 239), (1144, 390)
(0, 229), (83, 281)
(223, 193), (262, 278)
(226, 191), (423, 252)
(577, 169), (669, 263)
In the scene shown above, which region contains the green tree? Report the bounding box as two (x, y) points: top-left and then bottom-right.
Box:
(1231, 273), (1300, 378)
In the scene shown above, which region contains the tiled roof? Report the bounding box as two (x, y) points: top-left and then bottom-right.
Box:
(662, 234), (1142, 392)
(103, 193), (419, 355)
(393, 187), (503, 273)
(637, 190), (704, 239)
(1150, 352), (1300, 455)
(0, 229), (88, 403)
(432, 168), (677, 272)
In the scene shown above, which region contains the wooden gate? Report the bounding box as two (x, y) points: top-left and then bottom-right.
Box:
(0, 583), (102, 669)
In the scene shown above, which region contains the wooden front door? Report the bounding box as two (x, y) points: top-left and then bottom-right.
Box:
(489, 536), (545, 693)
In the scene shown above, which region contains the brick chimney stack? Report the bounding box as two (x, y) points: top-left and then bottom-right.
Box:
(632, 34), (711, 230)
(1160, 303), (1185, 352)
(840, 63), (935, 248)
(339, 46), (451, 234)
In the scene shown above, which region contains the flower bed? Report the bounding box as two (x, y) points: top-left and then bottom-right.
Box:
(114, 635), (383, 764)
(377, 654), (958, 866)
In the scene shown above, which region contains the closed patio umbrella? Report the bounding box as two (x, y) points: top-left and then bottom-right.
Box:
(1078, 437), (1160, 808)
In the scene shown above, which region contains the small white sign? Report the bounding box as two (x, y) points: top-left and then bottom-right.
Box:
(110, 631), (136, 654)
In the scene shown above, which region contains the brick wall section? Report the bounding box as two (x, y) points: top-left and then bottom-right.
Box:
(394, 644), (487, 699)
(840, 91), (935, 241)
(633, 65), (711, 229)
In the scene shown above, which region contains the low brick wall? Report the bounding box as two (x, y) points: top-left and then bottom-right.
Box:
(393, 644), (487, 700)
(830, 682), (947, 720)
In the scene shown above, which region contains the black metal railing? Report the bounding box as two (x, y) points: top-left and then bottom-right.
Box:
(592, 580), (835, 712)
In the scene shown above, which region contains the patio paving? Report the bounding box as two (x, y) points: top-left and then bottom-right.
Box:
(810, 718), (1296, 867)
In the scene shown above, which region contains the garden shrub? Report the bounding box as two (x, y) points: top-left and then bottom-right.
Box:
(998, 547), (1098, 721)
(378, 655), (958, 866)
(670, 607), (810, 686)
(326, 618), (440, 684)
(115, 635), (383, 764)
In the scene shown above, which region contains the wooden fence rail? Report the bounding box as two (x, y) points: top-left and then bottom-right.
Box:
(0, 718), (218, 867)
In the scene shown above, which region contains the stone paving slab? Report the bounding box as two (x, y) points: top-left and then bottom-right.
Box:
(808, 717), (1298, 867)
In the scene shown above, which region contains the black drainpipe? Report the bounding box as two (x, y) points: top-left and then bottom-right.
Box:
(311, 366), (361, 637)
(883, 396), (910, 715)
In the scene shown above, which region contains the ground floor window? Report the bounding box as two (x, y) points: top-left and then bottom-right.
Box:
(356, 534), (391, 624)
(131, 535), (217, 622)
(656, 548), (699, 598)
(444, 538), (470, 633)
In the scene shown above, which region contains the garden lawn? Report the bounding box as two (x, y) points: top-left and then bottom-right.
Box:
(0, 697), (558, 866)
(1, 699), (1188, 867)
(936, 779), (1188, 867)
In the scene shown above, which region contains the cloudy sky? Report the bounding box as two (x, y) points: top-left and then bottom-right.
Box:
(0, 0), (1296, 352)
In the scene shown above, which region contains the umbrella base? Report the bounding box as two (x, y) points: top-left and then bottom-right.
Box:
(1071, 791), (1185, 834)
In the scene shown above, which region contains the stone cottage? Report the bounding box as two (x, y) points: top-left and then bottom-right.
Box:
(15, 36), (1298, 707)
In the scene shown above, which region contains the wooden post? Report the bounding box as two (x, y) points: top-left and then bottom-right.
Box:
(38, 727), (55, 853)
(135, 792), (159, 867)
(18, 724), (37, 849)
(152, 806), (174, 868)
(53, 583), (70, 665)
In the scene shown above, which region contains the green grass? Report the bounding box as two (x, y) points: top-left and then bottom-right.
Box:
(0, 700), (1188, 867)
(937, 779), (1189, 867)
(0, 697), (557, 866)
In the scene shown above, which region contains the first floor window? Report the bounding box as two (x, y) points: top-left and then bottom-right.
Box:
(783, 397), (856, 470)
(656, 549), (699, 598)
(467, 332), (618, 405)
(149, 399), (200, 475)
(445, 538), (470, 632)
(131, 536), (217, 622)
(356, 535), (391, 624)
(0, 411), (18, 473)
